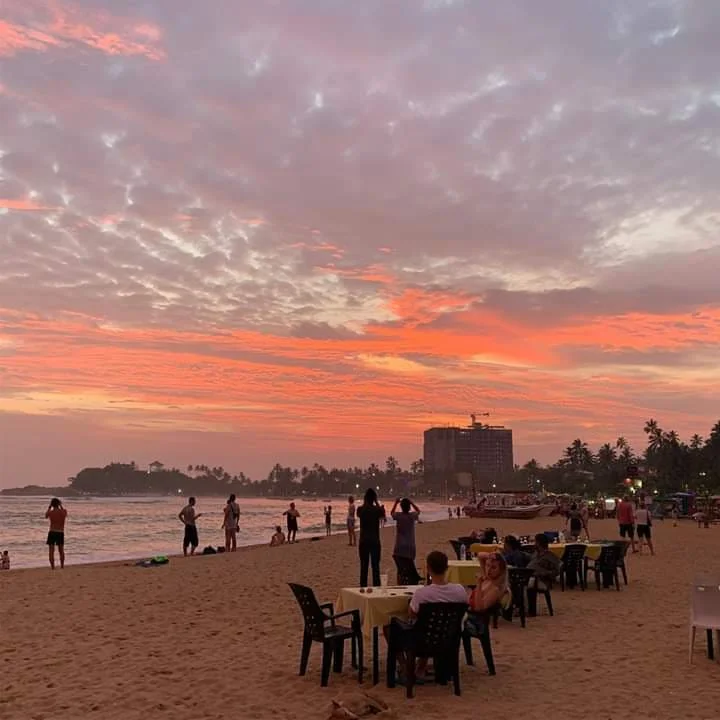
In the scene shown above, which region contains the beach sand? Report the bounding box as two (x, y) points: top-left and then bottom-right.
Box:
(2, 517), (720, 720)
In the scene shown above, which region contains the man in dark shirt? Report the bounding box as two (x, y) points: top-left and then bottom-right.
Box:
(357, 489), (386, 587)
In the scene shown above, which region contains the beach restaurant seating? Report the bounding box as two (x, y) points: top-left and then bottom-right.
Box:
(288, 583), (363, 687)
(584, 544), (622, 591)
(462, 610), (497, 676)
(387, 601), (468, 698)
(560, 544), (587, 591)
(449, 539), (465, 560)
(689, 580), (720, 663)
(612, 540), (631, 585)
(504, 567), (553, 626)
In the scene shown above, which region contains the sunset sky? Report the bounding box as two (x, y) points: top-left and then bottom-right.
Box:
(2, 1), (720, 487)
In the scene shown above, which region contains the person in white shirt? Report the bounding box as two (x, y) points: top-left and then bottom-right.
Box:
(635, 503), (654, 555)
(390, 550), (468, 680)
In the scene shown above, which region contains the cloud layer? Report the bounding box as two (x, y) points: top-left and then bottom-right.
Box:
(1, 0), (720, 484)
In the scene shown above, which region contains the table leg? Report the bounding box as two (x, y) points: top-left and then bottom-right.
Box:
(372, 627), (379, 685)
(707, 629), (714, 660)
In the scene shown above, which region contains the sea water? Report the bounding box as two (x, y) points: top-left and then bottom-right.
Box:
(0, 495), (450, 568)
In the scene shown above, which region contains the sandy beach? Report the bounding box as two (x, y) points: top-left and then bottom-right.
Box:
(2, 517), (719, 720)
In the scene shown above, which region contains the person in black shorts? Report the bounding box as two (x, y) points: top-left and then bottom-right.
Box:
(45, 498), (68, 569)
(324, 505), (332, 537)
(284, 502), (300, 543)
(178, 497), (203, 556)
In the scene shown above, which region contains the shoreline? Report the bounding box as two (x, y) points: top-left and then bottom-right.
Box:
(2, 515), (451, 572)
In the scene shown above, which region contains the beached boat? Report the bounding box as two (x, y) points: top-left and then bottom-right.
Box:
(463, 503), (554, 519)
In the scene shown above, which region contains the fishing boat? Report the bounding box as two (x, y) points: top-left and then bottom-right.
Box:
(463, 491), (556, 519)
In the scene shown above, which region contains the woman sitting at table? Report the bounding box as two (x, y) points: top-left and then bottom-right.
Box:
(466, 552), (509, 635)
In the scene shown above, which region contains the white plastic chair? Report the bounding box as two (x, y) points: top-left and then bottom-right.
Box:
(689, 582), (720, 663)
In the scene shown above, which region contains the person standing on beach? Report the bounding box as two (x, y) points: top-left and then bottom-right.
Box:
(391, 497), (420, 564)
(45, 498), (67, 570)
(347, 496), (357, 546)
(179, 497), (203, 556)
(617, 495), (637, 553)
(284, 502), (300, 544)
(223, 494), (240, 552)
(357, 488), (385, 587)
(324, 505), (332, 537)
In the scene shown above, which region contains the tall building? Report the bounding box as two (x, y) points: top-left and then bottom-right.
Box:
(423, 419), (514, 493)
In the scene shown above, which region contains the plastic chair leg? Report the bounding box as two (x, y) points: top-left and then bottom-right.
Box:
(480, 630), (496, 675)
(356, 633), (364, 684)
(462, 632), (474, 666)
(406, 651), (416, 699)
(333, 639), (344, 673)
(689, 625), (696, 664)
(299, 633), (312, 676)
(321, 642), (333, 686)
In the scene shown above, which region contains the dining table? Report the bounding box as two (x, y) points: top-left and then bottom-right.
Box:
(335, 585), (420, 685)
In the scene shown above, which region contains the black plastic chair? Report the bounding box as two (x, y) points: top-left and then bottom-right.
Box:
(462, 610), (496, 675)
(387, 602), (468, 698)
(449, 539), (464, 560)
(612, 540), (631, 584)
(505, 567), (532, 626)
(288, 583), (363, 686)
(584, 545), (622, 591)
(393, 555), (423, 586)
(560, 544), (587, 591)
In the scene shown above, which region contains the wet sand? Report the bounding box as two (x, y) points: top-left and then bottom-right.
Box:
(2, 517), (719, 720)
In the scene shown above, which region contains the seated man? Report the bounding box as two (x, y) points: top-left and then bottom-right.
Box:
(526, 533), (561, 616)
(269, 526), (286, 546)
(528, 533), (562, 617)
(388, 550), (467, 679)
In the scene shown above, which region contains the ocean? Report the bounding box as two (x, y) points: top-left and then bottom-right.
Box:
(0, 495), (451, 569)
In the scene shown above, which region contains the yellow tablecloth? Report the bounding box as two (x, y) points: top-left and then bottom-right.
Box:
(335, 587), (420, 638)
(447, 560), (482, 586)
(469, 543), (604, 561)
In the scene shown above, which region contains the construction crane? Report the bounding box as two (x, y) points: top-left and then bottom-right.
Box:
(470, 412), (490, 425)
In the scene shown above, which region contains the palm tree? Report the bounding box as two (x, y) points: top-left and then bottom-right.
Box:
(644, 419), (663, 451)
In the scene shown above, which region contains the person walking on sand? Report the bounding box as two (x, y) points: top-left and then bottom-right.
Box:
(284, 502), (300, 544)
(45, 498), (68, 569)
(179, 496), (203, 556)
(223, 494), (240, 552)
(347, 496), (357, 546)
(357, 488), (386, 587)
(324, 505), (332, 537)
(617, 495), (637, 553)
(635, 501), (654, 555)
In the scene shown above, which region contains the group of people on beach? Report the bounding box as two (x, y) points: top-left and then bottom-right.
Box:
(178, 494), (240, 555)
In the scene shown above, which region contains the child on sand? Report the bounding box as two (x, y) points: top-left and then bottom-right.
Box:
(1, 550), (9, 570)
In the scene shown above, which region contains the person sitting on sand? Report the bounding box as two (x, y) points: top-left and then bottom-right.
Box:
(387, 551), (468, 679)
(1, 550), (9, 570)
(502, 535), (529, 568)
(223, 494), (240, 552)
(270, 526), (286, 546)
(45, 498), (68, 570)
(527, 533), (561, 615)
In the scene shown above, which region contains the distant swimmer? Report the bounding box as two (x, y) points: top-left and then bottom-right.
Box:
(179, 497), (203, 556)
(45, 498), (68, 570)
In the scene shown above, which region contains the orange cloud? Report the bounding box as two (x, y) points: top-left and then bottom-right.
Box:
(0, 2), (164, 60)
(0, 198), (56, 211)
